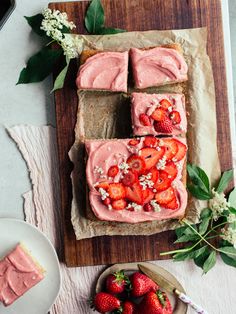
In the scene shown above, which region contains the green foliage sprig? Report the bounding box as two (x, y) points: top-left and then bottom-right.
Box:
(17, 0), (126, 91)
(161, 164), (236, 274)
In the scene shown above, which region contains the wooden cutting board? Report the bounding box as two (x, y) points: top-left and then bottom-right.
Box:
(49, 0), (232, 267)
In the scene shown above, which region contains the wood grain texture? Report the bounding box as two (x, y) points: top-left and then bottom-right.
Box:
(49, 0), (232, 266)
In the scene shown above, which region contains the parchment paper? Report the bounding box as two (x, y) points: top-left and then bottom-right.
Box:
(69, 28), (221, 240)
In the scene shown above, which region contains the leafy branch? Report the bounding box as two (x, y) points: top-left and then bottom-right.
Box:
(17, 0), (126, 91)
(161, 164), (236, 274)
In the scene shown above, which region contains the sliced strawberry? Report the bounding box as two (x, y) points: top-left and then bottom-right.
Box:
(164, 161), (178, 181)
(162, 138), (179, 161)
(149, 167), (159, 183)
(143, 203), (154, 212)
(151, 108), (167, 122)
(143, 188), (155, 204)
(169, 110), (181, 124)
(173, 140), (187, 161)
(103, 198), (111, 206)
(140, 147), (165, 170)
(127, 154), (146, 175)
(155, 186), (175, 204)
(139, 113), (151, 126)
(125, 182), (143, 205)
(112, 199), (127, 210)
(163, 194), (179, 210)
(160, 98), (172, 110)
(154, 171), (172, 191)
(95, 181), (110, 190)
(108, 183), (126, 200)
(122, 171), (138, 187)
(143, 136), (158, 148)
(128, 138), (140, 146)
(108, 165), (119, 177)
(154, 118), (173, 133)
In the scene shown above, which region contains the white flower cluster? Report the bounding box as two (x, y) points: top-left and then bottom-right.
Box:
(221, 227), (236, 248)
(118, 162), (130, 174)
(139, 173), (154, 190)
(41, 8), (79, 59)
(209, 188), (230, 221)
(150, 200), (161, 212)
(98, 188), (109, 201)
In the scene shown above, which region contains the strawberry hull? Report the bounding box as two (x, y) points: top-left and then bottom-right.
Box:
(85, 137), (187, 223)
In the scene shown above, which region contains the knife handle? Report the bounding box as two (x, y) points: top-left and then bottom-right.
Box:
(175, 289), (209, 314)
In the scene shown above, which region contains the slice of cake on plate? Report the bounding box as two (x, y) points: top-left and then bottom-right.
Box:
(0, 243), (45, 306)
(131, 92), (187, 136)
(85, 136), (187, 223)
(130, 44), (188, 89)
(76, 50), (129, 92)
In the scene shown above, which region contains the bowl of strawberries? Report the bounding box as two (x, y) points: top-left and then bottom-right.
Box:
(91, 262), (187, 314)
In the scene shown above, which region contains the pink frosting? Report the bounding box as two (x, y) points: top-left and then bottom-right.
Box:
(0, 244), (44, 306)
(130, 47), (188, 89)
(85, 137), (188, 223)
(131, 92), (187, 136)
(76, 51), (128, 92)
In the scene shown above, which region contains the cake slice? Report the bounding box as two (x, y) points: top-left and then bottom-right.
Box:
(76, 50), (129, 92)
(85, 136), (187, 223)
(131, 92), (187, 136)
(130, 45), (188, 89)
(0, 244), (45, 306)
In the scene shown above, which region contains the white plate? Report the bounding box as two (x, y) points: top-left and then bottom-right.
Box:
(0, 218), (61, 314)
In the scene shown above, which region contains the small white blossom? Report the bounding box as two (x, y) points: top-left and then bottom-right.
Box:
(108, 204), (113, 211)
(209, 188), (230, 221)
(139, 173), (154, 190)
(221, 227), (236, 248)
(118, 162), (130, 174)
(98, 188), (109, 201)
(94, 166), (104, 175)
(127, 203), (142, 212)
(228, 213), (236, 223)
(157, 156), (167, 170)
(150, 200), (161, 212)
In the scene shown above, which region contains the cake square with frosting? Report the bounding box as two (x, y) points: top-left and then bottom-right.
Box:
(0, 244), (45, 306)
(130, 45), (188, 89)
(131, 92), (187, 136)
(76, 50), (129, 92)
(85, 136), (187, 223)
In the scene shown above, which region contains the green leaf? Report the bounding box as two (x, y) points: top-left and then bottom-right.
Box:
(85, 0), (104, 34)
(174, 234), (199, 243)
(229, 207), (236, 215)
(98, 27), (126, 34)
(175, 226), (188, 238)
(219, 246), (236, 259)
(187, 184), (212, 200)
(24, 14), (45, 36)
(173, 246), (208, 261)
(187, 164), (210, 194)
(221, 252), (236, 268)
(51, 58), (70, 92)
(200, 208), (212, 219)
(229, 188), (236, 208)
(216, 169), (233, 193)
(203, 251), (216, 273)
(194, 246), (210, 268)
(17, 47), (63, 84)
(199, 216), (211, 235)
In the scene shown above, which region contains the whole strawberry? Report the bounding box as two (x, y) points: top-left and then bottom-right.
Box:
(130, 272), (158, 297)
(137, 290), (173, 314)
(113, 300), (136, 314)
(92, 292), (120, 313)
(106, 270), (128, 294)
